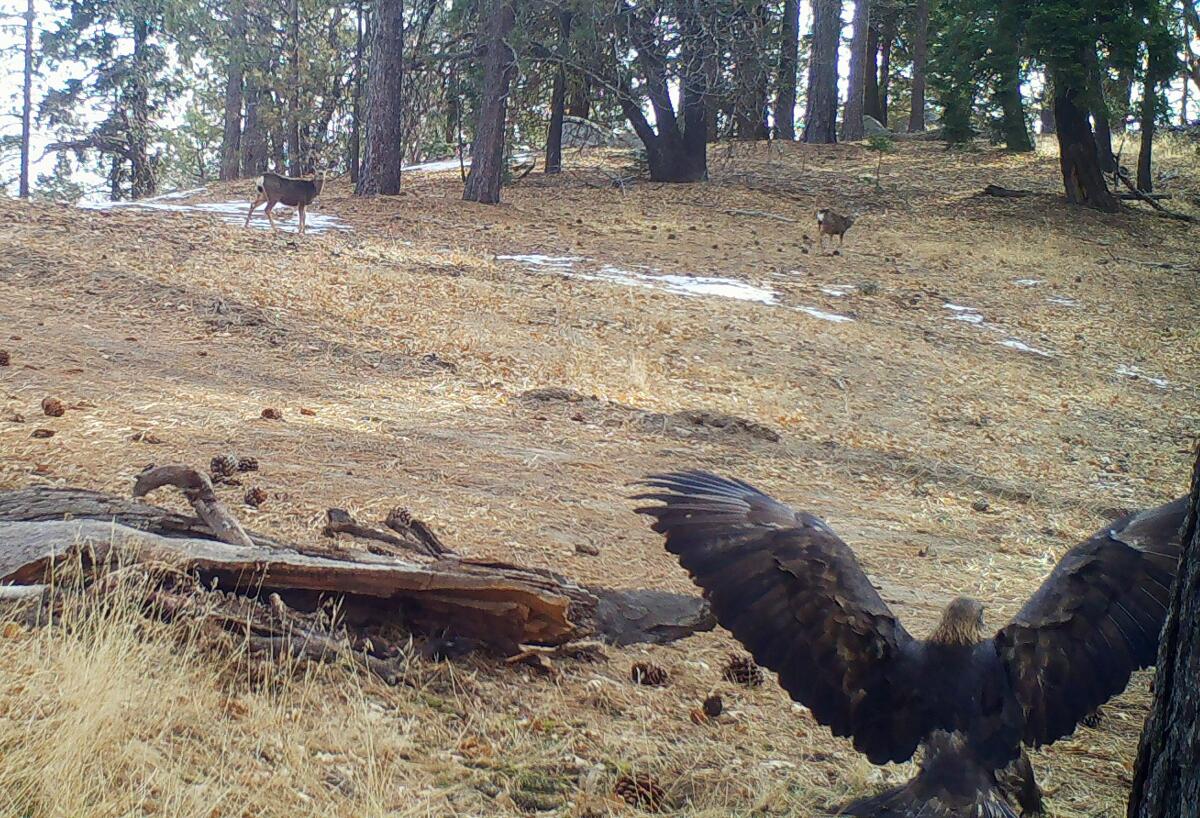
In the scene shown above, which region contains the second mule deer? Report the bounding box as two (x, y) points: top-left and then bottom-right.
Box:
(246, 171), (326, 235)
(816, 208), (855, 252)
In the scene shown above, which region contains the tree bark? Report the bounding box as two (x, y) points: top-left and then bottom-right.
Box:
(863, 22), (881, 123)
(567, 76), (591, 119)
(357, 0), (405, 196)
(240, 76), (268, 176)
(996, 54), (1032, 152)
(219, 0), (246, 181)
(18, 0), (33, 198)
(775, 0), (800, 139)
(1127, 449), (1200, 818)
(841, 0), (871, 141)
(877, 10), (897, 126)
(287, 0), (302, 175)
(1085, 49), (1116, 173)
(349, 0), (364, 183)
(732, 2), (770, 140)
(907, 0), (928, 132)
(1053, 81), (1119, 212)
(128, 17), (155, 199)
(1137, 45), (1166, 193)
(803, 0), (843, 143)
(463, 0), (517, 203)
(544, 11), (571, 175)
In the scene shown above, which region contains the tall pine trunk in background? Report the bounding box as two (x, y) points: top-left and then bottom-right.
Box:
(287, 0), (302, 174)
(349, 0), (364, 182)
(908, 0), (928, 131)
(774, 0), (800, 139)
(993, 0), (1031, 151)
(357, 0), (404, 195)
(463, 0), (517, 203)
(841, 0), (871, 140)
(877, 11), (897, 126)
(732, 2), (770, 140)
(567, 77), (590, 118)
(544, 11), (572, 174)
(219, 0), (246, 180)
(803, 0), (842, 143)
(129, 18), (155, 198)
(1127, 448), (1200, 818)
(864, 22), (881, 123)
(1053, 80), (1119, 211)
(1137, 21), (1171, 192)
(240, 75), (268, 176)
(18, 0), (33, 198)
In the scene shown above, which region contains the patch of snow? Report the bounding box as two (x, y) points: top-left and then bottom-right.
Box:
(999, 338), (1054, 357)
(402, 157), (465, 173)
(820, 284), (856, 297)
(148, 187), (208, 201)
(1115, 365), (1169, 389)
(1013, 278), (1045, 287)
(1046, 295), (1080, 308)
(943, 303), (985, 323)
(796, 306), (854, 323)
(495, 254), (583, 271)
(80, 198), (351, 234)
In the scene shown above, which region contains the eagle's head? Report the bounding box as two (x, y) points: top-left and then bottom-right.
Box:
(930, 597), (986, 646)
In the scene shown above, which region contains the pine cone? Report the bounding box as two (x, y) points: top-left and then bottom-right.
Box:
(614, 773), (666, 812)
(1082, 708), (1103, 728)
(630, 661), (669, 687)
(261, 407), (283, 420)
(41, 397), (65, 417)
(244, 487), (268, 508)
(702, 693), (724, 718)
(236, 456), (260, 472)
(210, 454), (239, 479)
(0, 350), (10, 367)
(723, 654), (764, 687)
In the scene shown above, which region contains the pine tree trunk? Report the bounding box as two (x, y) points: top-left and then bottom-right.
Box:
(357, 0), (404, 195)
(18, 0), (33, 199)
(349, 0), (364, 183)
(240, 77), (268, 176)
(907, 0), (928, 132)
(128, 18), (155, 199)
(1085, 51), (1116, 174)
(463, 0), (517, 203)
(863, 23), (881, 123)
(567, 76), (591, 119)
(775, 0), (800, 140)
(544, 11), (571, 175)
(1053, 81), (1119, 212)
(841, 0), (871, 141)
(287, 0), (302, 175)
(877, 11), (897, 126)
(1136, 51), (1162, 193)
(1127, 449), (1200, 818)
(996, 54), (1032, 152)
(732, 3), (770, 140)
(803, 0), (843, 143)
(219, 0), (246, 181)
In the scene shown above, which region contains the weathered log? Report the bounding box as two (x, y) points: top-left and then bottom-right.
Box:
(133, 465), (254, 547)
(981, 184), (1034, 198)
(0, 486), (713, 650)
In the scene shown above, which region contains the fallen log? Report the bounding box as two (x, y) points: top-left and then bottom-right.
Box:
(0, 485), (713, 651)
(980, 184), (1034, 198)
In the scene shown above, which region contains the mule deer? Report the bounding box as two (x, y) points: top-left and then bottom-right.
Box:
(816, 208), (855, 252)
(246, 171), (326, 235)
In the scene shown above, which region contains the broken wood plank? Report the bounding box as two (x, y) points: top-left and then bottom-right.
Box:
(133, 465), (254, 547)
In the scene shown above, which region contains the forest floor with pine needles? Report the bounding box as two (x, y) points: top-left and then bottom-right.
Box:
(0, 136), (1198, 817)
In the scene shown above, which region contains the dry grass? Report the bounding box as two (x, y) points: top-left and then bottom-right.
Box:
(0, 135), (1197, 816)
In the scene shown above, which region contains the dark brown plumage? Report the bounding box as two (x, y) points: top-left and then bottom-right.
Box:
(633, 470), (1186, 816)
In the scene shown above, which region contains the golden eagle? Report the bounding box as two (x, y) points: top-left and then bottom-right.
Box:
(634, 471), (1186, 817)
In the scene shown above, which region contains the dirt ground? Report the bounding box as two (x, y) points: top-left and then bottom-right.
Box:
(0, 138), (1197, 817)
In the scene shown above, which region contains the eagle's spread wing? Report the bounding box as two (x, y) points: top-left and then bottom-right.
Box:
(994, 497), (1187, 747)
(634, 470), (928, 764)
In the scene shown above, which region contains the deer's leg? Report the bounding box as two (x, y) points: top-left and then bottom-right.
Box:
(838, 233), (845, 248)
(265, 201), (279, 233)
(245, 195), (264, 227)
(298, 204), (306, 235)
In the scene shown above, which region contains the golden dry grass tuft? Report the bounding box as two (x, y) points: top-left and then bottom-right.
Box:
(0, 136), (1197, 816)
